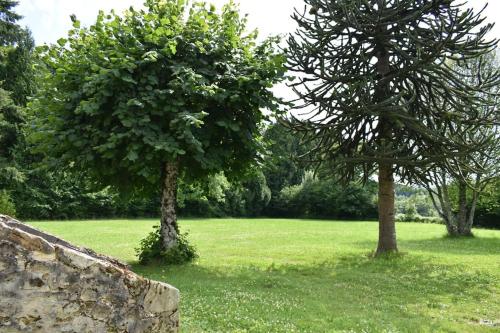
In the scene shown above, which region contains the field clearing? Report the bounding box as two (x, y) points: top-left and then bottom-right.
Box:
(29, 219), (500, 333)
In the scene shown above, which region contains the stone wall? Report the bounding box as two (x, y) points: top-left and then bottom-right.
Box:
(0, 215), (179, 333)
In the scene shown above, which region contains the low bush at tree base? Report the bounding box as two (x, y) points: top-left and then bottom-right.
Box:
(135, 225), (198, 265)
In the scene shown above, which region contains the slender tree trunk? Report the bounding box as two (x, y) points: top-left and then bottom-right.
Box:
(429, 188), (455, 236)
(457, 181), (469, 236)
(462, 175), (482, 236)
(376, 163), (398, 255)
(466, 190), (478, 235)
(160, 161), (180, 251)
(438, 182), (459, 236)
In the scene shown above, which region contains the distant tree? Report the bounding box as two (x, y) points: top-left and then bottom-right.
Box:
(286, 0), (499, 254)
(475, 178), (500, 229)
(31, 0), (285, 258)
(0, 0), (22, 44)
(420, 53), (500, 236)
(274, 171), (378, 219)
(0, 0), (35, 219)
(0, 0), (35, 105)
(240, 169), (271, 216)
(0, 88), (24, 191)
(262, 122), (307, 197)
(0, 86), (24, 220)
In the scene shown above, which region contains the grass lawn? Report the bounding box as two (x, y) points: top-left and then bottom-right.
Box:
(28, 219), (500, 333)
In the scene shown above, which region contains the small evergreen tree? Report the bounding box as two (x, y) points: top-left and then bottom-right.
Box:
(0, 88), (24, 191)
(0, 0), (35, 105)
(0, 0), (34, 198)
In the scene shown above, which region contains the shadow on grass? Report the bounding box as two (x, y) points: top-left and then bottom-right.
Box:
(352, 235), (500, 256)
(403, 235), (500, 255)
(131, 254), (498, 331)
(133, 252), (496, 306)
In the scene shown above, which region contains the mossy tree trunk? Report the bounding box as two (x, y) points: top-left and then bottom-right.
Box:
(160, 161), (180, 251)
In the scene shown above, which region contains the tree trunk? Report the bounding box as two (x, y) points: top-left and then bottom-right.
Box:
(444, 217), (459, 236)
(438, 182), (459, 236)
(456, 181), (469, 236)
(466, 190), (478, 236)
(160, 161), (180, 251)
(376, 163), (398, 255)
(374, 23), (397, 255)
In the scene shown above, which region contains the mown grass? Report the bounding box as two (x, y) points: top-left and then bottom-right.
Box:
(28, 219), (500, 332)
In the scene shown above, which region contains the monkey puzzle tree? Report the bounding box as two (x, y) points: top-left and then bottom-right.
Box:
(31, 0), (285, 258)
(286, 0), (498, 254)
(420, 53), (500, 236)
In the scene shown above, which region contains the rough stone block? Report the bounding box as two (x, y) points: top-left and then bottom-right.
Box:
(0, 215), (179, 333)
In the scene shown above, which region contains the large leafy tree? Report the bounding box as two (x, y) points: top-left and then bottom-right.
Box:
(286, 0), (499, 254)
(32, 0), (285, 252)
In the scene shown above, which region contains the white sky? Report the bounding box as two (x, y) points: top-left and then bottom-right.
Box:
(17, 0), (500, 46)
(15, 0), (500, 102)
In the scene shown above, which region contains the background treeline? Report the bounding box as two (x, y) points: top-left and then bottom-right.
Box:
(2, 119), (498, 229)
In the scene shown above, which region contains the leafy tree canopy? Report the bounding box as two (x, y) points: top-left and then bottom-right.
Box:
(31, 0), (286, 194)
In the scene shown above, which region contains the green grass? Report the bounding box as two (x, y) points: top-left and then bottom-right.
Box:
(28, 219), (500, 332)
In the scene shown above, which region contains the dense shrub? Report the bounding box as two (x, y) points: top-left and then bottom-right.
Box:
(136, 225), (198, 265)
(0, 190), (16, 217)
(268, 172), (378, 220)
(12, 170), (120, 220)
(474, 179), (500, 229)
(396, 213), (443, 224)
(178, 171), (271, 218)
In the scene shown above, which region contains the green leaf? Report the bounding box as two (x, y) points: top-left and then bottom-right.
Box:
(126, 150), (139, 161)
(168, 41), (177, 55)
(122, 76), (137, 84)
(126, 99), (143, 108)
(142, 51), (159, 62)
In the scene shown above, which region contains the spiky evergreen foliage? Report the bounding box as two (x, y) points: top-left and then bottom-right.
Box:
(286, 0), (499, 253)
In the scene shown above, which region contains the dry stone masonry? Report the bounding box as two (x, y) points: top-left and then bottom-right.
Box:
(0, 215), (179, 333)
